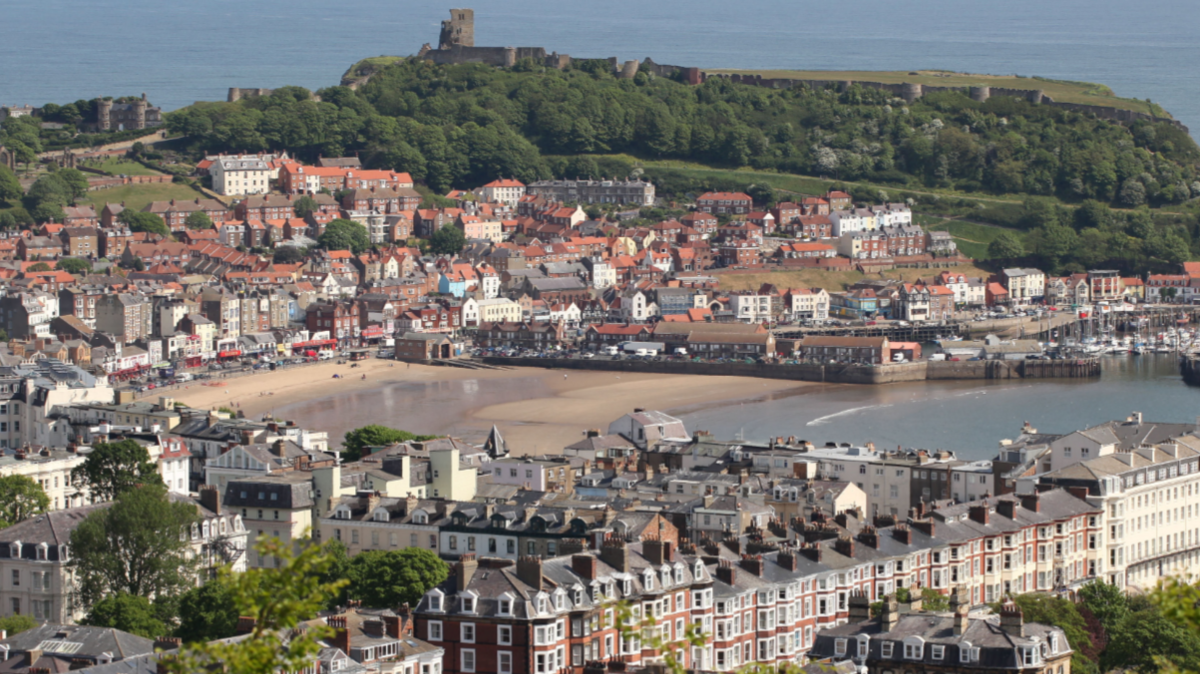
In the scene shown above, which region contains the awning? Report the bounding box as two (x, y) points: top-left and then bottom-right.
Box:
(218, 350), (242, 358)
(291, 339), (337, 349)
(361, 326), (384, 338)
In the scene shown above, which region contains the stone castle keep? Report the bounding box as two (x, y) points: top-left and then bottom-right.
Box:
(413, 8), (1185, 133)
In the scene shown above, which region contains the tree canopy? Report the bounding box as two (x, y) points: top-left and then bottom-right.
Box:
(185, 211), (214, 230)
(342, 548), (449, 608)
(165, 60), (1199, 205)
(119, 210), (170, 237)
(0, 475), (50, 529)
(83, 592), (169, 639)
(317, 218), (370, 254)
(292, 195), (318, 218)
(175, 580), (242, 644)
(71, 438), (163, 502)
(57, 257), (93, 275)
(167, 535), (348, 674)
(69, 483), (200, 611)
(272, 245), (308, 264)
(341, 425), (438, 462)
(428, 224), (466, 255)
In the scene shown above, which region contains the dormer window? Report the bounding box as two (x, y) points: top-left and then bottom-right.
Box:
(573, 589), (583, 606)
(499, 597), (513, 615)
(622, 579), (632, 596)
(428, 590), (444, 612)
(462, 595), (476, 613)
(336, 509), (351, 520)
(373, 509), (389, 522)
(35, 543), (47, 561)
(537, 596), (548, 614)
(8, 542), (19, 558)
(413, 511), (428, 524)
(674, 565), (684, 584)
(693, 562), (704, 579)
(643, 571), (654, 591)
(555, 592), (565, 611)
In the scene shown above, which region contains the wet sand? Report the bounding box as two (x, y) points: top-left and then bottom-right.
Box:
(165, 360), (812, 455)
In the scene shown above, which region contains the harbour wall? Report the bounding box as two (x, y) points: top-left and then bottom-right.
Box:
(480, 357), (1100, 384)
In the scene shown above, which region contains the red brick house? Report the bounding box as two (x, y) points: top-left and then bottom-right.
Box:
(696, 192), (753, 216)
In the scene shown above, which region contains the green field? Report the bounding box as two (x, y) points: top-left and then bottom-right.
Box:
(87, 158), (162, 177)
(925, 220), (1031, 260)
(80, 182), (206, 211)
(702, 69), (1164, 116)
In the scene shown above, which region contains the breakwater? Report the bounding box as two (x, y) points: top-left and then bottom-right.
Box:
(479, 357), (1100, 384)
(1181, 356), (1200, 386)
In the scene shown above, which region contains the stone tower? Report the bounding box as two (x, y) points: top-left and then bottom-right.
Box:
(439, 8), (474, 49)
(133, 93), (148, 130)
(96, 98), (113, 131)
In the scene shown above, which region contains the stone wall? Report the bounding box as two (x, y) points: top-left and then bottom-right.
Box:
(480, 356), (1100, 384)
(228, 88), (274, 103)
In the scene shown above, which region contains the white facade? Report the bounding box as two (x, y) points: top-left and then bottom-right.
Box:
(476, 298), (522, 324)
(730, 293), (773, 323)
(211, 155), (271, 196)
(478, 180), (526, 206)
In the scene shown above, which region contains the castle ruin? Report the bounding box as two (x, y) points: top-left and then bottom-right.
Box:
(95, 93), (163, 132)
(439, 8), (474, 49)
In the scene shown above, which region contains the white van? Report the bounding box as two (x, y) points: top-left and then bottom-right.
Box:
(602, 346), (619, 356)
(176, 372), (194, 383)
(318, 350), (335, 361)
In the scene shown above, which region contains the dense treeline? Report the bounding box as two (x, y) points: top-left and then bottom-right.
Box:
(164, 58), (1199, 205)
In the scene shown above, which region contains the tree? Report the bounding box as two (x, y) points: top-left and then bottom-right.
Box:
(30, 201), (65, 224)
(341, 425), (438, 462)
(987, 231), (1025, 259)
(119, 210), (170, 237)
(428, 224), (466, 255)
(272, 246), (308, 264)
(57, 257), (92, 275)
(0, 212), (16, 230)
(26, 262), (52, 272)
(69, 483), (201, 612)
(185, 211), (213, 230)
(317, 218), (370, 254)
(0, 165), (21, 205)
(0, 615), (37, 637)
(176, 580), (242, 643)
(25, 173), (70, 208)
(83, 592), (168, 639)
(918, 588), (949, 611)
(344, 548), (449, 608)
(57, 168), (90, 202)
(1103, 605), (1200, 673)
(1011, 594), (1097, 674)
(167, 536), (348, 674)
(71, 438), (163, 502)
(292, 195), (318, 218)
(1078, 580), (1128, 632)
(0, 475), (49, 529)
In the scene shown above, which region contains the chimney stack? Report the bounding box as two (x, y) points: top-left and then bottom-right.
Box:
(996, 499), (1016, 519)
(572, 554), (598, 580)
(456, 553), (479, 591)
(517, 556), (543, 591)
(738, 554), (764, 577)
(880, 594), (900, 631)
(848, 591), (871, 623)
(599, 535), (629, 572)
(715, 559), (736, 585)
(968, 503), (989, 525)
(199, 485), (221, 515)
(1000, 599), (1024, 637)
(1020, 493), (1040, 513)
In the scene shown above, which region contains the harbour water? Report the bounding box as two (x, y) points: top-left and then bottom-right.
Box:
(3, 0), (1199, 133)
(273, 355), (1200, 463)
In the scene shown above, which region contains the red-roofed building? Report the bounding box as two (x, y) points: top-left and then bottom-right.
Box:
(585, 323), (653, 346)
(680, 211), (718, 236)
(696, 192), (753, 215)
(478, 178), (526, 206)
(826, 190), (852, 210)
(986, 282), (1010, 307)
(775, 242), (835, 259)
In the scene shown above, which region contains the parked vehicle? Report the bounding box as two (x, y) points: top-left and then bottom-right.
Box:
(318, 350), (335, 361)
(176, 373), (195, 383)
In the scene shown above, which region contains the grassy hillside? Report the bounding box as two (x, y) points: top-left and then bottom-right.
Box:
(715, 263), (994, 293)
(79, 182), (206, 211)
(703, 69), (1166, 117)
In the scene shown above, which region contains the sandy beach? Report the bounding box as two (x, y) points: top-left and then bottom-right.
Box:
(163, 360), (812, 455)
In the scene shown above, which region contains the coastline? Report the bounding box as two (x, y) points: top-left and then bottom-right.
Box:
(164, 361), (814, 455)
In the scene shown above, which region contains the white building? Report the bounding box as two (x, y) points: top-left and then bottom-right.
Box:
(211, 155), (271, 196)
(477, 179), (526, 206)
(1035, 432), (1200, 590)
(829, 208), (878, 236)
(0, 360), (113, 451)
(475, 298), (522, 324)
(730, 293), (773, 323)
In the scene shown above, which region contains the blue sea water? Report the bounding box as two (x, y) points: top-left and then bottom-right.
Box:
(3, 0), (1198, 133)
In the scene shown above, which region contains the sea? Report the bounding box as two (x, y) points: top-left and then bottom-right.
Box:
(271, 355), (1200, 462)
(3, 0), (1199, 134)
